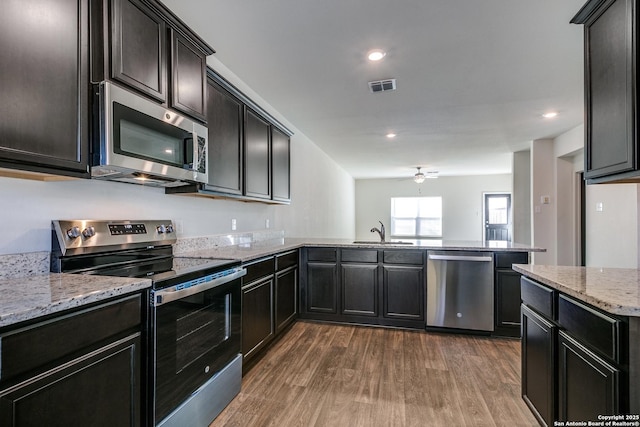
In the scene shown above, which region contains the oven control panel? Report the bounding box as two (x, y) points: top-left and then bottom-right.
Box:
(51, 220), (176, 256)
(109, 223), (147, 235)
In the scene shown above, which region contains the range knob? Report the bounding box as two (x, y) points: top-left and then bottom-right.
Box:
(82, 226), (96, 239)
(166, 224), (174, 233)
(156, 224), (167, 234)
(66, 226), (81, 239)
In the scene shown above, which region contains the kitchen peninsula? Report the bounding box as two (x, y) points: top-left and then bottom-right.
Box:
(514, 264), (640, 423)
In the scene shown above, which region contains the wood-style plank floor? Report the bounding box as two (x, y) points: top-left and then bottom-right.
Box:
(210, 321), (539, 427)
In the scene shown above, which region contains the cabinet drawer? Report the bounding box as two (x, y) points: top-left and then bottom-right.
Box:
(276, 250), (298, 271)
(0, 294), (142, 384)
(307, 248), (337, 262)
(557, 295), (620, 362)
(383, 250), (424, 265)
(341, 249), (378, 263)
(495, 252), (528, 268)
(244, 257), (275, 283)
(521, 277), (556, 319)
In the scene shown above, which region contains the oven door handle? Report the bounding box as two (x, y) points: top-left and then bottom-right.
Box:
(152, 267), (246, 306)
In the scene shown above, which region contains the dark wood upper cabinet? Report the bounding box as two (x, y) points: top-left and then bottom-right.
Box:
(572, 0), (639, 183)
(167, 69), (294, 203)
(111, 0), (166, 102)
(0, 0), (89, 178)
(205, 77), (244, 195)
(170, 29), (207, 121)
(272, 126), (291, 202)
(95, 0), (213, 122)
(244, 108), (272, 199)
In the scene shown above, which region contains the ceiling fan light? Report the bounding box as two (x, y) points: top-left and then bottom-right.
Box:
(414, 173), (426, 183)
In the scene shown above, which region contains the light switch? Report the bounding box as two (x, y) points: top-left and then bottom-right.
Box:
(596, 202), (604, 212)
(540, 195), (551, 205)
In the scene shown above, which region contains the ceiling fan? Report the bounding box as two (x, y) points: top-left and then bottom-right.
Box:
(413, 167), (438, 183)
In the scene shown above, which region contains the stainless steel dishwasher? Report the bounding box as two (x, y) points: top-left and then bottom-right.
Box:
(426, 251), (494, 331)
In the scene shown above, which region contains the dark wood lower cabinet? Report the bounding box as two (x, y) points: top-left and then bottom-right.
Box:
(242, 251), (298, 368)
(305, 262), (338, 314)
(300, 248), (426, 329)
(0, 293), (144, 427)
(341, 264), (379, 317)
(521, 275), (633, 424)
(521, 304), (556, 427)
(0, 334), (141, 427)
(383, 265), (424, 321)
(241, 277), (274, 362)
(275, 266), (297, 333)
(494, 252), (529, 337)
(558, 331), (619, 421)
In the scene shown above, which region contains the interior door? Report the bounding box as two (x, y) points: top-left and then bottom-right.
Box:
(484, 193), (511, 241)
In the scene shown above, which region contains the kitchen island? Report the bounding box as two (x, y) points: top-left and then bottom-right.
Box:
(513, 264), (640, 424)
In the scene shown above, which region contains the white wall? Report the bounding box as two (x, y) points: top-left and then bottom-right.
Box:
(585, 184), (638, 268)
(531, 124), (640, 268)
(513, 150), (531, 245)
(531, 139), (556, 264)
(0, 59), (355, 255)
(355, 175), (512, 241)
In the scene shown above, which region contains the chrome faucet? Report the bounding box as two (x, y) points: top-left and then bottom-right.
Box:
(370, 221), (386, 243)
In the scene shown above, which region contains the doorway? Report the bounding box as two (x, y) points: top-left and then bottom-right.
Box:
(484, 193), (512, 242)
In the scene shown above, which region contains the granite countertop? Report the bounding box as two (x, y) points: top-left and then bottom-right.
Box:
(0, 273), (152, 328)
(0, 237), (543, 329)
(179, 238), (545, 262)
(513, 264), (640, 317)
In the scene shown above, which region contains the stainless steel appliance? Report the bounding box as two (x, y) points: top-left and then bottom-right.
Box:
(51, 220), (244, 427)
(92, 81), (208, 187)
(426, 251), (494, 332)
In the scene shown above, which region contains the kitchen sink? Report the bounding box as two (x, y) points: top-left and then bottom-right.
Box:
(352, 241), (414, 245)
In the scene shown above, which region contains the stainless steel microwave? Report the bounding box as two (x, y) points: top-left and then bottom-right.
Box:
(92, 81), (208, 187)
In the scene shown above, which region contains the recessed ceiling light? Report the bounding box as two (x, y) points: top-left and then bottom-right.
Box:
(386, 133), (396, 139)
(367, 49), (386, 61)
(542, 111), (558, 119)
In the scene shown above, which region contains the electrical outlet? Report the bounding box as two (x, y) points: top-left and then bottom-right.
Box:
(174, 220), (184, 233)
(596, 202), (604, 212)
(231, 219), (237, 230)
(265, 219), (270, 229)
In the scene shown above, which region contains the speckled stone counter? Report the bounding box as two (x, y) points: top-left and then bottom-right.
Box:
(0, 273), (152, 328)
(513, 264), (640, 317)
(178, 237), (545, 262)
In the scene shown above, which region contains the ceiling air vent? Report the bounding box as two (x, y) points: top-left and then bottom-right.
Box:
(368, 78), (396, 93)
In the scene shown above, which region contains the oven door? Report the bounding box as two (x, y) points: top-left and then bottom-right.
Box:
(151, 272), (242, 424)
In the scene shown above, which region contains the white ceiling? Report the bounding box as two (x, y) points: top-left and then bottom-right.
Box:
(163, 0), (587, 179)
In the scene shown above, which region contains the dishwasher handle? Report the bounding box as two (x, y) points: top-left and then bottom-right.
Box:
(428, 254), (493, 262)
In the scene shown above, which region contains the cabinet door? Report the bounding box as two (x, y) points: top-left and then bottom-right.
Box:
(341, 264), (379, 317)
(271, 127), (291, 202)
(170, 29), (207, 121)
(0, 0), (89, 177)
(558, 331), (620, 421)
(305, 262), (338, 314)
(244, 108), (271, 199)
(383, 265), (424, 320)
(0, 334), (142, 427)
(275, 267), (297, 333)
(242, 278), (274, 362)
(521, 304), (556, 427)
(583, 0), (635, 180)
(206, 78), (243, 194)
(495, 269), (523, 336)
(111, 0), (166, 102)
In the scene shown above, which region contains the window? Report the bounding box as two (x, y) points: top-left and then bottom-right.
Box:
(390, 197), (442, 238)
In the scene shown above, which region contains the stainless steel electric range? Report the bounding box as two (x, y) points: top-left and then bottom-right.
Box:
(51, 220), (245, 427)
